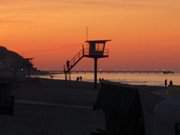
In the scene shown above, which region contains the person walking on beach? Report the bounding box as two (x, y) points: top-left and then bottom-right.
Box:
(66, 60), (70, 70)
(165, 79), (168, 87)
(76, 77), (79, 82)
(79, 76), (82, 81)
(169, 80), (173, 87)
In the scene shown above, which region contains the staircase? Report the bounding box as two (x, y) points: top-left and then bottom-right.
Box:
(64, 49), (84, 73)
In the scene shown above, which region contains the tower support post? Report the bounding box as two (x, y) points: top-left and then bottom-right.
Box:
(65, 72), (67, 81)
(94, 58), (98, 88)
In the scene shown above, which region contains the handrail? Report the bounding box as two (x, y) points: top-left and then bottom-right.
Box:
(83, 48), (109, 56)
(70, 49), (83, 66)
(65, 49), (84, 72)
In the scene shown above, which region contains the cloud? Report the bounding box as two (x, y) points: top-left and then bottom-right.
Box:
(0, 0), (180, 10)
(0, 15), (32, 24)
(1, 0), (179, 9)
(0, 0), (177, 26)
(37, 0), (180, 9)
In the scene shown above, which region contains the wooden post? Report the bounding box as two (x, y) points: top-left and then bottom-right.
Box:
(64, 65), (67, 81)
(94, 58), (98, 88)
(65, 72), (67, 81)
(69, 72), (71, 81)
(82, 44), (85, 55)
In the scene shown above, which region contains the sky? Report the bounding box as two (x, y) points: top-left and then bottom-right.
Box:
(0, 0), (180, 71)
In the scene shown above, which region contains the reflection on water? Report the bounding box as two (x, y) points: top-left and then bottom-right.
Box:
(32, 72), (180, 86)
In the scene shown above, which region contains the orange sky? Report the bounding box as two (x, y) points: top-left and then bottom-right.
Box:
(0, 0), (180, 71)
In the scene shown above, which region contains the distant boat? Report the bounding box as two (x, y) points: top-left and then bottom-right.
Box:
(162, 70), (175, 74)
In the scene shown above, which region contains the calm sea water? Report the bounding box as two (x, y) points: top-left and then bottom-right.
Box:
(33, 72), (180, 86)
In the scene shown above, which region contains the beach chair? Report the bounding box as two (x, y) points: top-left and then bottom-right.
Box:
(94, 82), (145, 135)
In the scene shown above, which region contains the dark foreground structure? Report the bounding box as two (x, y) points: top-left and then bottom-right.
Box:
(0, 80), (14, 115)
(93, 82), (180, 135)
(93, 82), (145, 135)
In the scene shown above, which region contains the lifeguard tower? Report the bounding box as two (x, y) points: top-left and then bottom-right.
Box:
(64, 39), (111, 88)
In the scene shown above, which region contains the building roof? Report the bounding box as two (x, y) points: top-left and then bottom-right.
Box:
(86, 40), (111, 44)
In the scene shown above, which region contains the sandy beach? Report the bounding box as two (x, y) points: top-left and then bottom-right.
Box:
(1, 78), (180, 135)
(0, 78), (105, 135)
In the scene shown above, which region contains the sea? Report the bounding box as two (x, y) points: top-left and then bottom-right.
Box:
(32, 72), (180, 86)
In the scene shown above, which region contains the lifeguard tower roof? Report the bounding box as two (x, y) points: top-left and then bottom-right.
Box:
(86, 40), (111, 43)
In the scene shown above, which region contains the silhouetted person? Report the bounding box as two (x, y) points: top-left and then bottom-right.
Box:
(79, 76), (82, 81)
(165, 79), (168, 87)
(169, 80), (173, 87)
(66, 60), (70, 70)
(99, 78), (104, 83)
(76, 77), (79, 82)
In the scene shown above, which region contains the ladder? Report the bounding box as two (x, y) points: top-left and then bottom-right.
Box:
(64, 48), (84, 80)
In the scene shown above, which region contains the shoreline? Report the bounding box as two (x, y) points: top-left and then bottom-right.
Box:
(31, 71), (180, 87)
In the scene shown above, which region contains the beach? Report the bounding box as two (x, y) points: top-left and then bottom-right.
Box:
(1, 78), (180, 135)
(0, 78), (104, 135)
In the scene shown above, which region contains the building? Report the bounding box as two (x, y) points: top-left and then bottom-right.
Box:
(0, 46), (35, 79)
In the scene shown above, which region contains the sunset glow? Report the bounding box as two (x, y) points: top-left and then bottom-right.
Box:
(1, 0), (180, 71)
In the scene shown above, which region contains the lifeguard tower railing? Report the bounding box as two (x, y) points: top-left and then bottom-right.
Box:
(83, 45), (109, 58)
